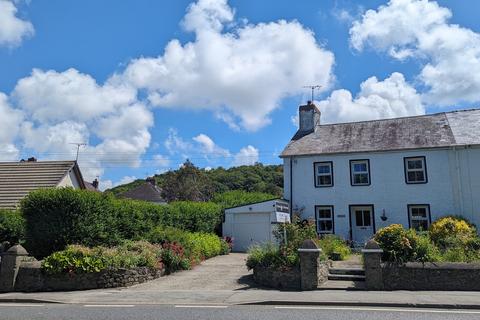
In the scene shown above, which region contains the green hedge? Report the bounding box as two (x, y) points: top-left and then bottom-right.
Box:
(0, 209), (25, 245)
(21, 188), (222, 258)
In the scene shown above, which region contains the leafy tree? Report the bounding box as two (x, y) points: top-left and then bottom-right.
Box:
(161, 160), (214, 202)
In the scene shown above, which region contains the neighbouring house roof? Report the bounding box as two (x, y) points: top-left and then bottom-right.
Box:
(118, 182), (166, 204)
(281, 109), (480, 157)
(84, 181), (100, 192)
(0, 160), (86, 210)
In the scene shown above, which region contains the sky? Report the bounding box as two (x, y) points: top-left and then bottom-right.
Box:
(1, 0), (480, 189)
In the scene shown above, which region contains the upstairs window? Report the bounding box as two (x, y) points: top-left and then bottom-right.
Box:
(350, 159), (370, 186)
(408, 205), (431, 231)
(316, 206), (334, 234)
(314, 162), (333, 187)
(404, 156), (427, 184)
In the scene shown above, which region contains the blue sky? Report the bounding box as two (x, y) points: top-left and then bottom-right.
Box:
(1, 0), (479, 189)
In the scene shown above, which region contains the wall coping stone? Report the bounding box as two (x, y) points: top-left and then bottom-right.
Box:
(298, 248), (322, 253)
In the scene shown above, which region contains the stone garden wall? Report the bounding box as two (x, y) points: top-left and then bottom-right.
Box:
(253, 266), (301, 290)
(363, 240), (480, 291)
(0, 245), (164, 292)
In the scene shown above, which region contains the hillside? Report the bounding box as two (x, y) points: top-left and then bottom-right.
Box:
(106, 163), (284, 199)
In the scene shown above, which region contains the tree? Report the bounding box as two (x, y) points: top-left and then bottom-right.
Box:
(161, 160), (214, 202)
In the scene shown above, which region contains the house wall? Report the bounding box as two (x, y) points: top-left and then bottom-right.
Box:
(57, 170), (81, 189)
(283, 146), (480, 240)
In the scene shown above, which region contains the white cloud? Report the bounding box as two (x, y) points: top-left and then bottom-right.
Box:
(0, 0), (34, 48)
(152, 154), (171, 169)
(232, 145), (258, 166)
(120, 0), (334, 131)
(98, 175), (137, 191)
(350, 0), (480, 106)
(117, 175), (137, 186)
(11, 68), (153, 181)
(164, 128), (192, 156)
(317, 72), (424, 123)
(193, 133), (230, 157)
(0, 92), (23, 160)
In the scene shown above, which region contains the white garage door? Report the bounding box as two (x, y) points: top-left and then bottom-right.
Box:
(232, 212), (271, 252)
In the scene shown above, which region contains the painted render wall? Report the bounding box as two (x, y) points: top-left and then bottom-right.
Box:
(57, 169), (82, 189)
(283, 146), (480, 240)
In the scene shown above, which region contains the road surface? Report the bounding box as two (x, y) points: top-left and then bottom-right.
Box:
(0, 303), (478, 320)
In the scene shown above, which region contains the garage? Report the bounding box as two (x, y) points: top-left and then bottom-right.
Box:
(222, 199), (290, 252)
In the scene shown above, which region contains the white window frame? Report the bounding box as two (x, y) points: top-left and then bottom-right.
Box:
(350, 159), (370, 186)
(404, 156), (427, 184)
(314, 162), (333, 187)
(408, 205), (431, 231)
(315, 206), (334, 234)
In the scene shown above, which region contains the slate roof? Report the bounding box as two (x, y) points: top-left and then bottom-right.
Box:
(281, 109), (480, 157)
(0, 160), (85, 209)
(118, 182), (166, 204)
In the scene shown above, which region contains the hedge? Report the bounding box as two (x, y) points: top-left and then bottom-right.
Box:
(0, 209), (25, 245)
(21, 188), (222, 258)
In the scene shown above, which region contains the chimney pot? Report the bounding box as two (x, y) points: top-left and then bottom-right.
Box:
(92, 178), (99, 189)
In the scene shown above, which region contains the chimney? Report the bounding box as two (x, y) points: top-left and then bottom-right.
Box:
(92, 178), (99, 189)
(27, 157), (37, 162)
(298, 101), (320, 133)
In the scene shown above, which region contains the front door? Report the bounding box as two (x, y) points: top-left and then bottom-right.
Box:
(350, 206), (374, 245)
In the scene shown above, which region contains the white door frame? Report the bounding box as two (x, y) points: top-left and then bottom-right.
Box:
(349, 205), (375, 244)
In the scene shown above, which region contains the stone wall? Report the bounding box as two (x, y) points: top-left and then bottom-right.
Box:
(0, 245), (165, 292)
(363, 239), (480, 291)
(14, 262), (164, 292)
(251, 239), (329, 291)
(253, 266), (301, 290)
(381, 262), (480, 291)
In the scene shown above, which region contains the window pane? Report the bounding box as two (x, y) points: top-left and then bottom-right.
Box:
(415, 171), (425, 181)
(407, 171), (417, 182)
(363, 211), (371, 226)
(354, 173), (369, 184)
(318, 209), (331, 219)
(317, 164), (330, 174)
(319, 175), (332, 186)
(355, 211), (363, 226)
(353, 163), (367, 172)
(319, 220), (333, 232)
(411, 208), (427, 218)
(412, 220), (429, 231)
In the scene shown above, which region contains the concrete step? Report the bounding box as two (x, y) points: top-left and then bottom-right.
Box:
(327, 273), (366, 281)
(318, 280), (366, 290)
(329, 268), (365, 276)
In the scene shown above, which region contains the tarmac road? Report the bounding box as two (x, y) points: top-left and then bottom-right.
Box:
(0, 303), (479, 320)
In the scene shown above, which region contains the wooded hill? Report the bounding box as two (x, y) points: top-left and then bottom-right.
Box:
(106, 161), (284, 201)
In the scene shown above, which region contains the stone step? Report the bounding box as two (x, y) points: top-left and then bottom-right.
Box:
(318, 280), (366, 290)
(329, 268), (365, 276)
(327, 273), (366, 281)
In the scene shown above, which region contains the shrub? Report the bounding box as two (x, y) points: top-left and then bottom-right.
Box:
(146, 226), (225, 264)
(374, 224), (421, 263)
(41, 241), (163, 274)
(161, 242), (190, 273)
(0, 209), (25, 245)
(21, 188), (223, 258)
(246, 243), (298, 270)
(316, 235), (351, 261)
(429, 216), (476, 248)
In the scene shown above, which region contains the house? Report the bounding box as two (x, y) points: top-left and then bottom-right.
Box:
(280, 102), (480, 244)
(222, 199), (290, 252)
(118, 177), (166, 204)
(0, 159), (86, 209)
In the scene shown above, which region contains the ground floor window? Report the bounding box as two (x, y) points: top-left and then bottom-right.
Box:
(315, 205), (334, 234)
(408, 204), (431, 231)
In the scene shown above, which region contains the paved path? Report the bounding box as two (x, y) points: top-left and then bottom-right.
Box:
(126, 253), (254, 291)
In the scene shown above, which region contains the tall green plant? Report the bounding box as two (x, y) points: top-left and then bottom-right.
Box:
(0, 209), (25, 245)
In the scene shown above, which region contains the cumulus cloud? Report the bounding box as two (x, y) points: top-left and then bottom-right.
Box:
(232, 145), (259, 166)
(11, 68), (153, 180)
(120, 0), (335, 131)
(0, 92), (23, 160)
(316, 72), (424, 123)
(0, 0), (34, 48)
(350, 0), (480, 106)
(193, 133), (230, 157)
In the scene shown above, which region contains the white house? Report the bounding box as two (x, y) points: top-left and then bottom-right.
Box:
(0, 159), (87, 209)
(281, 102), (480, 244)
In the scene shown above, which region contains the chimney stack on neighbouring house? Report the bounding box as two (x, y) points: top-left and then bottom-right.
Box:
(92, 178), (99, 189)
(298, 101), (321, 134)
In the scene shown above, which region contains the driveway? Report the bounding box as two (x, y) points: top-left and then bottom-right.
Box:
(126, 253), (254, 291)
